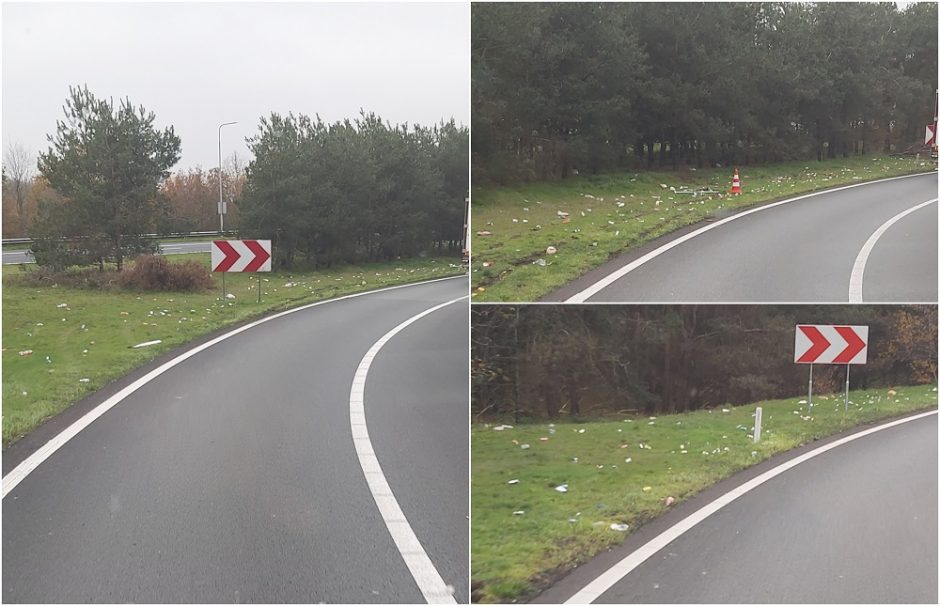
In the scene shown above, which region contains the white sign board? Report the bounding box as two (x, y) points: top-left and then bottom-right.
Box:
(794, 325), (868, 365)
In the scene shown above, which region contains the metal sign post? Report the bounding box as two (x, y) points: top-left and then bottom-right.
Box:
(807, 363), (814, 415)
(218, 121), (237, 233)
(844, 364), (851, 412)
(795, 324), (868, 413)
(211, 239), (272, 306)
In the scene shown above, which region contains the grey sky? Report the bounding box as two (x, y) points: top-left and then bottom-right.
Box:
(2, 2), (469, 173)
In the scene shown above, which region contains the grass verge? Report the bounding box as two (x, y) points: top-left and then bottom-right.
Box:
(2, 254), (464, 445)
(470, 384), (938, 602)
(471, 156), (935, 301)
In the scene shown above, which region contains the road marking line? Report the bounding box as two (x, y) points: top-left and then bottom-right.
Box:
(848, 198), (937, 302)
(565, 172), (937, 302)
(349, 295), (467, 604)
(1, 274), (466, 499)
(564, 409), (938, 604)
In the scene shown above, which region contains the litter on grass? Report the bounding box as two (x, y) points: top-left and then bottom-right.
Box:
(507, 479), (519, 485)
(610, 523), (629, 532)
(555, 484), (569, 493)
(132, 340), (162, 349)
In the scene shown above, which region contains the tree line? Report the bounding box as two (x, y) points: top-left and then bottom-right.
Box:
(472, 2), (938, 184)
(472, 305), (937, 421)
(2, 149), (246, 239)
(240, 112), (468, 269)
(4, 85), (467, 271)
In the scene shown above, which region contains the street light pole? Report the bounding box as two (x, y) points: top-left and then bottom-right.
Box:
(218, 121), (237, 234)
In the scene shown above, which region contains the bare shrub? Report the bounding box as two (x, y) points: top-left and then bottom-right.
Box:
(14, 265), (120, 289)
(118, 255), (213, 292)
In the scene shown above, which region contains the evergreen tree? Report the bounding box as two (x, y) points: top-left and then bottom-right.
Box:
(35, 85), (181, 270)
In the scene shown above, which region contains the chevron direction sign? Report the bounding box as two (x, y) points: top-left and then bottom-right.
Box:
(211, 240), (272, 272)
(794, 325), (868, 365)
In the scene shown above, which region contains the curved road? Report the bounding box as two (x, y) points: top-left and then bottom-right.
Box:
(2, 276), (468, 603)
(536, 412), (938, 604)
(551, 173), (938, 303)
(2, 241), (212, 265)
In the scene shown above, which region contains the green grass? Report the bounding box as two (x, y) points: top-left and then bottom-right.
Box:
(470, 384), (938, 602)
(471, 156), (935, 301)
(2, 254), (465, 445)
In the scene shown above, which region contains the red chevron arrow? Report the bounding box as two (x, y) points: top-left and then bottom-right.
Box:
(797, 325), (830, 363)
(243, 240), (271, 272)
(833, 326), (865, 363)
(213, 240), (239, 272)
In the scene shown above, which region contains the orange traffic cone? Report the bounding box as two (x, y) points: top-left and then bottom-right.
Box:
(730, 168), (742, 195)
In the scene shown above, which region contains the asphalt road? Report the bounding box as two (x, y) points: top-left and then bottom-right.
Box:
(2, 241), (212, 265)
(537, 412), (938, 604)
(550, 173), (938, 303)
(2, 276), (468, 603)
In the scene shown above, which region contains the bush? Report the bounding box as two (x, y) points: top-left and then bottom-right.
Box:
(14, 265), (121, 289)
(118, 255), (214, 292)
(30, 236), (102, 271)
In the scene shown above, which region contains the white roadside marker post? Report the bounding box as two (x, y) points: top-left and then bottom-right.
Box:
(753, 407), (762, 443)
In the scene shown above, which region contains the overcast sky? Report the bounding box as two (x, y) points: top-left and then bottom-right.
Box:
(2, 2), (469, 172)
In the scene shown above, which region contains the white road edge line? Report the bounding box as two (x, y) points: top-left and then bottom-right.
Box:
(848, 198), (937, 302)
(0, 274), (466, 499)
(349, 295), (468, 604)
(565, 171), (937, 303)
(564, 408), (939, 604)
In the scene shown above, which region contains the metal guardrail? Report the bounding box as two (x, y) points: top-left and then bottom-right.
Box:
(2, 231), (226, 246)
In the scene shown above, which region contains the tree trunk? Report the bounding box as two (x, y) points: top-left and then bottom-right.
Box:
(565, 371), (581, 416)
(115, 234), (123, 271)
